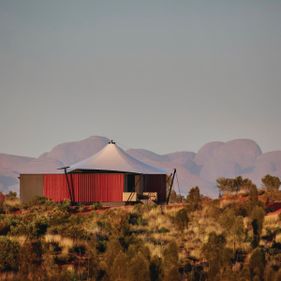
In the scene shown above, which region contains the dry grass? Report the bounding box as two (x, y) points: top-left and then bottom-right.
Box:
(44, 234), (74, 254)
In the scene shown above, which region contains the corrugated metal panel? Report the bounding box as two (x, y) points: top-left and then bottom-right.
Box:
(43, 173), (124, 203)
(75, 174), (124, 202)
(143, 174), (167, 203)
(43, 174), (69, 202)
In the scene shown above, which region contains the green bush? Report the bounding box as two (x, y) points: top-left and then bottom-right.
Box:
(158, 227), (170, 233)
(54, 253), (73, 265)
(128, 212), (143, 225)
(10, 216), (48, 238)
(0, 218), (11, 235)
(69, 244), (86, 256)
(0, 237), (20, 272)
(92, 202), (102, 210)
(48, 241), (62, 253)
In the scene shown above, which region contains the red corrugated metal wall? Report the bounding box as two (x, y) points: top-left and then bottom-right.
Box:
(43, 174), (124, 203)
(43, 174), (69, 202)
(143, 175), (167, 203)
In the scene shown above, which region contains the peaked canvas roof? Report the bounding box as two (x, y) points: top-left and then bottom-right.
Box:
(68, 142), (167, 174)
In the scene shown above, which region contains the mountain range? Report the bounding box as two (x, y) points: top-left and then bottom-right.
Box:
(1, 136), (281, 197)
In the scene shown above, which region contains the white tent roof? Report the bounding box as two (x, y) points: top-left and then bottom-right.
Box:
(68, 142), (167, 174)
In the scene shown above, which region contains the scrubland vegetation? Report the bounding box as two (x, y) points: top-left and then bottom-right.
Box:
(0, 175), (281, 280)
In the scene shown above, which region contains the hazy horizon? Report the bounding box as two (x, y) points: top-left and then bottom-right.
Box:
(1, 0), (281, 157)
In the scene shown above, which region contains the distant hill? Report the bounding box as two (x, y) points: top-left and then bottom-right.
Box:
(0, 136), (281, 197)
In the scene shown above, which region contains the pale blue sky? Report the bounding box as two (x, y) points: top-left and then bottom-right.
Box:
(0, 0), (281, 156)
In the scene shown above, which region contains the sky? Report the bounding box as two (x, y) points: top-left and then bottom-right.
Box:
(0, 0), (281, 157)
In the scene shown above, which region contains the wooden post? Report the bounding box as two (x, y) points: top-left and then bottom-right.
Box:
(166, 168), (176, 205)
(59, 166), (74, 205)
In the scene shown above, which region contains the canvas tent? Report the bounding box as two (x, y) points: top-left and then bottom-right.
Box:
(68, 140), (167, 174)
(20, 141), (171, 204)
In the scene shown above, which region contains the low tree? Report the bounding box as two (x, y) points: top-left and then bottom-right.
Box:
(219, 207), (245, 251)
(248, 183), (259, 203)
(262, 174), (281, 191)
(217, 176), (256, 195)
(104, 238), (123, 275)
(128, 252), (150, 281)
(150, 256), (164, 281)
(202, 232), (232, 281)
(249, 247), (265, 281)
(173, 208), (189, 231)
(217, 177), (231, 194)
(162, 240), (181, 281)
(163, 265), (181, 281)
(217, 176), (243, 194)
(186, 186), (202, 211)
(110, 251), (128, 281)
(0, 237), (20, 272)
(19, 240), (45, 279)
(250, 206), (265, 248)
(163, 240), (179, 268)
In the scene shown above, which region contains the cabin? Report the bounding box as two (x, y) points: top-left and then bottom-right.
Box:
(20, 141), (172, 204)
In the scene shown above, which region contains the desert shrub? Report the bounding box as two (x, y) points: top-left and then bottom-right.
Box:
(48, 270), (80, 281)
(219, 207), (236, 230)
(50, 215), (90, 240)
(173, 208), (189, 231)
(57, 200), (71, 212)
(10, 215), (48, 238)
(135, 202), (157, 213)
(99, 209), (130, 236)
(96, 233), (108, 253)
(48, 241), (62, 254)
(54, 254), (73, 265)
(118, 233), (140, 251)
(92, 202), (102, 210)
(127, 240), (150, 261)
(158, 226), (169, 233)
(0, 202), (4, 214)
(85, 243), (100, 280)
(47, 207), (69, 225)
(262, 175), (281, 191)
(51, 224), (90, 240)
(163, 265), (181, 281)
(32, 217), (48, 237)
(202, 232), (232, 281)
(69, 243), (86, 256)
(0, 218), (11, 235)
(128, 212), (143, 225)
(150, 256), (164, 281)
(19, 240), (44, 277)
(127, 252), (150, 281)
(249, 247), (265, 281)
(250, 206), (265, 248)
(23, 196), (51, 209)
(0, 237), (20, 272)
(163, 240), (179, 268)
(186, 186), (202, 212)
(104, 238), (123, 267)
(109, 250), (128, 281)
(204, 200), (221, 218)
(6, 191), (17, 199)
(3, 203), (21, 213)
(97, 220), (112, 232)
(169, 190), (183, 203)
